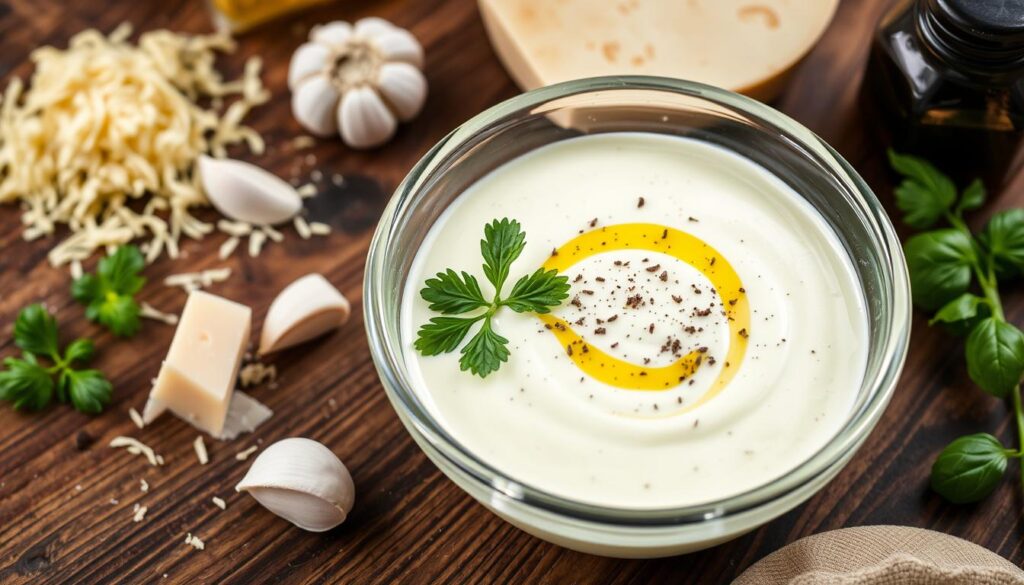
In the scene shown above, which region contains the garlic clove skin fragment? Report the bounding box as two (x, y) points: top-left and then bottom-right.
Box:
(291, 76), (341, 137)
(337, 87), (397, 150)
(236, 438), (355, 532)
(198, 156), (302, 225)
(259, 273), (350, 355)
(376, 63), (428, 122)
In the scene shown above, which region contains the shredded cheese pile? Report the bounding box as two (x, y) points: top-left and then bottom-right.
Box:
(0, 24), (270, 266)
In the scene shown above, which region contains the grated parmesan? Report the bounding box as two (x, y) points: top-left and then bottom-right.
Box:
(193, 436), (209, 465)
(308, 222), (331, 236)
(235, 446), (259, 461)
(164, 267), (232, 293)
(109, 436), (163, 467)
(296, 183), (317, 198)
(212, 496), (227, 510)
(294, 216), (312, 240)
(0, 24), (269, 266)
(218, 236), (240, 259)
(129, 407), (145, 429)
(184, 533), (205, 551)
(239, 362), (276, 388)
(248, 230), (267, 257)
(133, 503), (148, 522)
(140, 302), (178, 325)
(140, 478), (149, 493)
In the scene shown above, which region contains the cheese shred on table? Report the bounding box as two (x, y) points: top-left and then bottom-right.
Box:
(0, 23), (269, 266)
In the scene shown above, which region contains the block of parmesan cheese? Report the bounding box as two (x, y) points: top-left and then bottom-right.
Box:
(478, 0), (839, 101)
(143, 291), (251, 437)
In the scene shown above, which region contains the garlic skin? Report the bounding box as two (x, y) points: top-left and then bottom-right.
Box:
(289, 17), (427, 149)
(259, 273), (350, 354)
(198, 155), (302, 225)
(236, 438), (355, 532)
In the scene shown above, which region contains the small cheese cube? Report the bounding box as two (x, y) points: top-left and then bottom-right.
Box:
(145, 291), (251, 437)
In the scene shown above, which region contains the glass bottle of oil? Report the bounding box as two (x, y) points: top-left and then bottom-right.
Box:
(864, 0), (1024, 188)
(207, 0), (332, 33)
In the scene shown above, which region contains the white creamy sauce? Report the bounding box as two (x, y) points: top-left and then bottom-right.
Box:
(401, 133), (867, 509)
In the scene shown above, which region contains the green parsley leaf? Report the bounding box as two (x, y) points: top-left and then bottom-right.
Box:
(62, 369), (112, 414)
(420, 269), (489, 314)
(414, 315), (484, 356)
(931, 433), (1009, 504)
(63, 338), (95, 364)
(414, 219), (569, 377)
(99, 245), (146, 295)
(955, 178), (987, 214)
(1, 305), (112, 414)
(0, 355), (54, 411)
(929, 293), (990, 336)
(980, 209), (1024, 279)
(459, 320), (510, 378)
(502, 268), (571, 314)
(888, 150), (958, 229)
(965, 318), (1024, 398)
(904, 229), (976, 310)
(72, 245), (146, 337)
(480, 218), (526, 292)
(14, 303), (59, 358)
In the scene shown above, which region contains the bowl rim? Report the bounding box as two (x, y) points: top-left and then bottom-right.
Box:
(364, 75), (912, 527)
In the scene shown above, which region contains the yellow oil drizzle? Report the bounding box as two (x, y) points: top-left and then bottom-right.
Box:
(540, 223), (749, 410)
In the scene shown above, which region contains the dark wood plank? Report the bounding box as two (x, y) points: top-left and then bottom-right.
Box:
(0, 0), (1022, 583)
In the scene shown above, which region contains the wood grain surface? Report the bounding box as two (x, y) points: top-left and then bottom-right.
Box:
(1, 0), (1023, 583)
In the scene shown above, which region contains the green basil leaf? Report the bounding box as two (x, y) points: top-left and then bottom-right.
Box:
(930, 433), (1008, 504)
(904, 229), (976, 310)
(929, 293), (990, 336)
(980, 209), (1024, 279)
(965, 318), (1024, 398)
(888, 150), (957, 229)
(955, 178), (987, 214)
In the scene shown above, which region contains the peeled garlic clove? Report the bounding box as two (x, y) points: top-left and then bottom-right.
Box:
(236, 438), (355, 532)
(371, 28), (424, 68)
(353, 16), (396, 39)
(288, 42), (330, 90)
(376, 63), (428, 122)
(198, 156), (302, 225)
(291, 76), (341, 137)
(337, 86), (397, 150)
(311, 20), (353, 47)
(259, 273), (350, 354)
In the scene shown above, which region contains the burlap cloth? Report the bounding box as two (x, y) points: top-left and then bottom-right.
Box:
(734, 526), (1024, 584)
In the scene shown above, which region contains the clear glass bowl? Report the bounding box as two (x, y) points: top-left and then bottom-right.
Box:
(364, 76), (911, 558)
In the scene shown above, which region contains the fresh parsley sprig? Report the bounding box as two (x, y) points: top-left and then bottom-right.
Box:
(71, 245), (146, 337)
(415, 218), (570, 377)
(888, 151), (1024, 504)
(0, 304), (112, 414)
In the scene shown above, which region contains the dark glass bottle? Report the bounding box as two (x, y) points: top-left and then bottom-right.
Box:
(864, 0), (1024, 188)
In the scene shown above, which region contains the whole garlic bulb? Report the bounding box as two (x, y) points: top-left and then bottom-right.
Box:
(236, 438), (355, 532)
(289, 17), (428, 149)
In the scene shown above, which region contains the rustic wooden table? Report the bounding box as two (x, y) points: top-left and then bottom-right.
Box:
(1, 0), (1022, 583)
